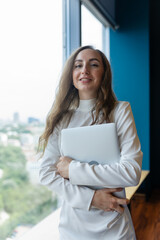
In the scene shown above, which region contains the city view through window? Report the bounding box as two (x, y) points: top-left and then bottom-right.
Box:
(0, 1), (62, 239)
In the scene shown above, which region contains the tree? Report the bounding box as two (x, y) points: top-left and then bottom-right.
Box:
(0, 145), (57, 240)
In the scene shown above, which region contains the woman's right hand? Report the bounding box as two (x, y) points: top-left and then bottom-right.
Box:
(91, 188), (130, 214)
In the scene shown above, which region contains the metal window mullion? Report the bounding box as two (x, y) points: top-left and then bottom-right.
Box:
(102, 25), (110, 61)
(63, 0), (81, 64)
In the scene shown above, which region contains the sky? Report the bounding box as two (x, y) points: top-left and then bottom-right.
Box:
(0, 0), (62, 122)
(0, 1), (106, 123)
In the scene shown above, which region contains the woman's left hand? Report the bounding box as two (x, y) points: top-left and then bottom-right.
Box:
(56, 156), (72, 179)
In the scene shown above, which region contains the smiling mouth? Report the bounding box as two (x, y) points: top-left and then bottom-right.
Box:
(80, 78), (92, 82)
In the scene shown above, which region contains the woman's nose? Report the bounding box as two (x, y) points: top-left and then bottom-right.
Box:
(82, 65), (90, 74)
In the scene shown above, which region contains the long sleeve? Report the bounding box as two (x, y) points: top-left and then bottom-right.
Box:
(39, 126), (95, 211)
(69, 102), (143, 188)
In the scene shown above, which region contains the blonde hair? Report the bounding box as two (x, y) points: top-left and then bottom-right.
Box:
(38, 45), (117, 154)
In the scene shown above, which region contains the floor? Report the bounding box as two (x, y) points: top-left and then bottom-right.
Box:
(131, 188), (160, 240)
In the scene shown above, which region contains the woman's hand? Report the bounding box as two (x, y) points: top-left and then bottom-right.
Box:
(56, 156), (72, 179)
(91, 188), (130, 214)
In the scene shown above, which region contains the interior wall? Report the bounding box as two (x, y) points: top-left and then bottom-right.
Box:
(150, 0), (160, 187)
(109, 0), (150, 170)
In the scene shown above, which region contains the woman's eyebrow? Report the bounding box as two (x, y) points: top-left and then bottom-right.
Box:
(74, 59), (83, 62)
(89, 58), (100, 62)
(75, 58), (100, 62)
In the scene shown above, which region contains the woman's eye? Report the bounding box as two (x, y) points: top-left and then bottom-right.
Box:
(91, 63), (99, 67)
(75, 64), (82, 68)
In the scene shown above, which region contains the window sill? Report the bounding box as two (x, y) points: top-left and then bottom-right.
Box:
(17, 208), (60, 240)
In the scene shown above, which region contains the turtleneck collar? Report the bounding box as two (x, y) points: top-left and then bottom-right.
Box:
(76, 98), (96, 112)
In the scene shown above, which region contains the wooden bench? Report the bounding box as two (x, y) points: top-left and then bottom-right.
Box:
(125, 170), (150, 200)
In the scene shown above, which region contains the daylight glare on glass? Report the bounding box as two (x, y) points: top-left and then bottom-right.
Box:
(0, 1), (62, 239)
(81, 4), (103, 50)
(0, 0), (62, 122)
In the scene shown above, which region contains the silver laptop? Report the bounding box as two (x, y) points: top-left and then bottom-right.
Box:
(61, 123), (125, 198)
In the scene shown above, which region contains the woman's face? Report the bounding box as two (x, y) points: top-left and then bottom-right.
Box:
(72, 49), (104, 100)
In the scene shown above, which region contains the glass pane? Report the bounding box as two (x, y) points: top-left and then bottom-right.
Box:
(0, 0), (62, 239)
(81, 4), (103, 50)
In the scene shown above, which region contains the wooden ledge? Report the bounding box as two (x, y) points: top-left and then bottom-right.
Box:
(125, 170), (150, 200)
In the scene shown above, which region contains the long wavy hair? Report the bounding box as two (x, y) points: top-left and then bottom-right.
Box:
(38, 45), (117, 154)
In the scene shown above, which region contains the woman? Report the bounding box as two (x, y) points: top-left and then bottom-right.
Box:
(39, 45), (143, 240)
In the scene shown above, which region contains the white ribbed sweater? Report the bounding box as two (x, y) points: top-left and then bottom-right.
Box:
(39, 99), (142, 240)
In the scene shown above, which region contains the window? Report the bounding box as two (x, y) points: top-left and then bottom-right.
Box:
(0, 1), (62, 239)
(81, 3), (110, 60)
(81, 4), (103, 50)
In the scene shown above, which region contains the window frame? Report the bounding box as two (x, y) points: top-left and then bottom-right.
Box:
(63, 0), (110, 62)
(62, 0), (81, 63)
